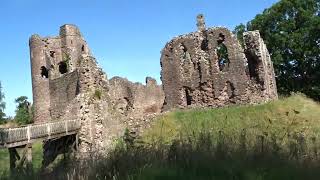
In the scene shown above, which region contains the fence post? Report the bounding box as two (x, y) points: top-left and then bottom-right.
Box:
(47, 124), (51, 139)
(8, 129), (11, 144)
(27, 126), (31, 143)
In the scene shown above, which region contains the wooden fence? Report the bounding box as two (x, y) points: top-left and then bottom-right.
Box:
(0, 120), (81, 148)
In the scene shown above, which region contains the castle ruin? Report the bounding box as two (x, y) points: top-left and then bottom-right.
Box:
(160, 15), (278, 110)
(29, 25), (164, 153)
(29, 15), (278, 156)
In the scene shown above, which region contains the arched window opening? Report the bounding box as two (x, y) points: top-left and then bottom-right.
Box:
(81, 45), (85, 52)
(49, 51), (55, 58)
(217, 33), (230, 71)
(41, 66), (49, 78)
(59, 61), (68, 74)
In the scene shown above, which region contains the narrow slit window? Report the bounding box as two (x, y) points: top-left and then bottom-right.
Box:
(185, 88), (192, 106)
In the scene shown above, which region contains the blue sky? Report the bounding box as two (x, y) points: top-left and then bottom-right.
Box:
(0, 0), (278, 116)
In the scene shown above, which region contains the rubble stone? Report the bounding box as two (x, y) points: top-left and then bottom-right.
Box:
(160, 15), (278, 111)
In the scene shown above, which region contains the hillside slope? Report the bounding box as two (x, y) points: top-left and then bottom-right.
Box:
(143, 93), (320, 149)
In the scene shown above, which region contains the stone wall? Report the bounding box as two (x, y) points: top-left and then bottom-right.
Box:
(29, 24), (91, 124)
(29, 25), (164, 153)
(109, 76), (164, 118)
(243, 31), (278, 100)
(160, 15), (278, 110)
(49, 71), (79, 120)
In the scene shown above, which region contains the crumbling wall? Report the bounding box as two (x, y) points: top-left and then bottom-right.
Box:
(109, 77), (164, 118)
(30, 24), (91, 124)
(243, 31), (278, 100)
(160, 15), (278, 110)
(30, 24), (164, 153)
(49, 71), (79, 120)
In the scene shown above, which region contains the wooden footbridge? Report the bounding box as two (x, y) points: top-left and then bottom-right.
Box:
(0, 120), (81, 170)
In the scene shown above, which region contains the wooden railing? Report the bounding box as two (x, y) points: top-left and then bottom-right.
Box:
(0, 120), (81, 148)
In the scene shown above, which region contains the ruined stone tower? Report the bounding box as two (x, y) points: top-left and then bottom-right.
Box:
(29, 25), (164, 153)
(160, 15), (277, 110)
(30, 25), (91, 123)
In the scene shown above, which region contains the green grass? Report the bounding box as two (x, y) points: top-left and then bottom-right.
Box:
(3, 93), (320, 180)
(121, 93), (320, 180)
(0, 141), (43, 175)
(143, 93), (320, 151)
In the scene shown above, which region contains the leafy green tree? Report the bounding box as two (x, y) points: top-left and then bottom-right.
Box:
(0, 82), (6, 123)
(15, 96), (29, 109)
(235, 0), (320, 100)
(233, 23), (246, 48)
(14, 96), (32, 125)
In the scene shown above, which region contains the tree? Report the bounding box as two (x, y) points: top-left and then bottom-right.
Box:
(235, 0), (320, 100)
(14, 96), (32, 125)
(15, 96), (29, 109)
(233, 23), (246, 48)
(0, 82), (6, 123)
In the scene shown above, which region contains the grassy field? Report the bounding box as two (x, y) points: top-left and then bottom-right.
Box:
(2, 93), (320, 179)
(0, 141), (43, 176)
(143, 93), (320, 150)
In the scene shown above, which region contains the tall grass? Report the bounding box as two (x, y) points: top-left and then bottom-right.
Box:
(0, 142), (42, 176)
(2, 94), (320, 179)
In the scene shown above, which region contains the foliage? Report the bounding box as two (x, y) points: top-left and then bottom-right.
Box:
(14, 96), (32, 125)
(217, 43), (230, 71)
(0, 82), (6, 123)
(233, 23), (246, 48)
(15, 96), (28, 109)
(234, 0), (320, 100)
(15, 108), (32, 125)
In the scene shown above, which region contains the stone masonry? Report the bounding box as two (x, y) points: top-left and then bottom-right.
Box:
(29, 16), (278, 155)
(29, 25), (164, 153)
(160, 15), (277, 110)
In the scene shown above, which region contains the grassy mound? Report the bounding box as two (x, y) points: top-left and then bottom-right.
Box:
(143, 93), (320, 152)
(126, 93), (320, 180)
(3, 94), (320, 180)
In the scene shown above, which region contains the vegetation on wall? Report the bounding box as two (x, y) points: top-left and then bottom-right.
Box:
(93, 89), (102, 100)
(234, 0), (320, 100)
